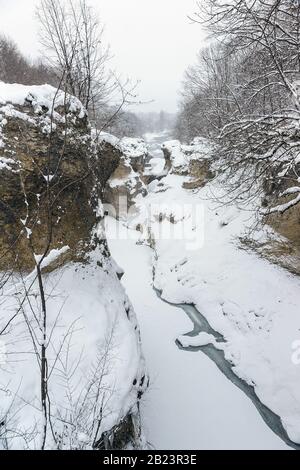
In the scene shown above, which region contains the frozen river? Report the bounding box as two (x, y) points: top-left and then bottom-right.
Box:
(106, 215), (288, 450)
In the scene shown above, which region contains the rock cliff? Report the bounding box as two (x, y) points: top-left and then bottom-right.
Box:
(102, 135), (149, 219)
(161, 137), (215, 187)
(0, 82), (147, 450)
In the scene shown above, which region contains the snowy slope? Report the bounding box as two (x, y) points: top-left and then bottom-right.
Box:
(106, 217), (288, 450)
(0, 243), (146, 449)
(121, 137), (300, 445)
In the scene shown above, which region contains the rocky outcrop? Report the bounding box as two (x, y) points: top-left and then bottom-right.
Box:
(161, 137), (215, 187)
(102, 135), (149, 219)
(0, 84), (122, 271)
(161, 140), (186, 175)
(93, 132), (122, 189)
(121, 137), (150, 174)
(0, 82), (147, 450)
(0, 84), (91, 270)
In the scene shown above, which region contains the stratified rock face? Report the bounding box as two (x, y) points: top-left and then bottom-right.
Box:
(0, 83), (121, 271)
(102, 135), (148, 219)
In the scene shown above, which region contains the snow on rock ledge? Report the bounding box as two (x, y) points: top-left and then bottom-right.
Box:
(102, 133), (149, 219)
(161, 137), (215, 188)
(0, 82), (87, 119)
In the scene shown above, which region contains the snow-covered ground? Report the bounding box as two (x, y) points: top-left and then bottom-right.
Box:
(106, 132), (300, 449)
(140, 172), (300, 444)
(106, 217), (288, 450)
(0, 244), (146, 449)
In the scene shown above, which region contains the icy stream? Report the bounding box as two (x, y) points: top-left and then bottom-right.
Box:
(154, 288), (298, 450)
(106, 216), (289, 450)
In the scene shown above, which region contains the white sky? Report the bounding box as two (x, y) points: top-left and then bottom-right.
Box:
(0, 0), (206, 112)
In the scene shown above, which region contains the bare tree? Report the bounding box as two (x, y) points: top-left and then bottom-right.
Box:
(37, 0), (114, 113)
(177, 0), (300, 213)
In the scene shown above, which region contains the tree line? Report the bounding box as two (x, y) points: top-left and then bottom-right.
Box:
(0, 35), (57, 86)
(175, 0), (300, 214)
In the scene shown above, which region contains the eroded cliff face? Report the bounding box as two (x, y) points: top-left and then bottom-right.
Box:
(161, 138), (215, 186)
(0, 84), (124, 271)
(0, 83), (147, 450)
(259, 163), (300, 274)
(102, 135), (149, 219)
(0, 84), (93, 270)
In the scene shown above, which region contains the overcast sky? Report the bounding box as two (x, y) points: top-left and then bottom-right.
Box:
(0, 0), (206, 113)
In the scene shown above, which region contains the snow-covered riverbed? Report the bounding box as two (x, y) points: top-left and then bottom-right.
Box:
(106, 217), (288, 450)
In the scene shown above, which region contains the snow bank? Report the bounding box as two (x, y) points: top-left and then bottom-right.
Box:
(131, 159), (300, 444)
(0, 244), (146, 449)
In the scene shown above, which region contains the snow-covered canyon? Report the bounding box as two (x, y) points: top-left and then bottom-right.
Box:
(1, 81), (299, 449)
(105, 132), (300, 450)
(106, 216), (288, 450)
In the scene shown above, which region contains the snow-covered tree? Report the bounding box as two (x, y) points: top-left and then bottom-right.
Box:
(176, 0), (300, 213)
